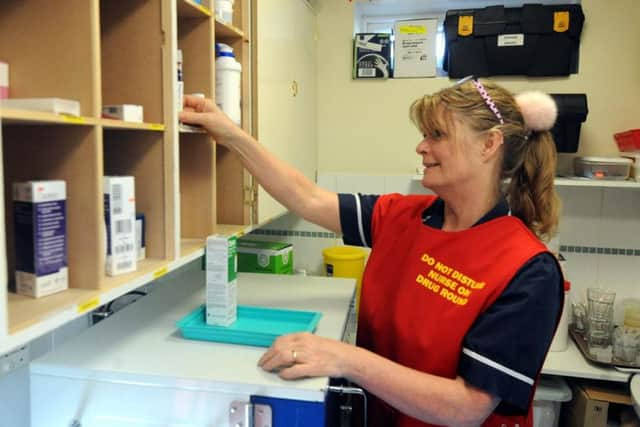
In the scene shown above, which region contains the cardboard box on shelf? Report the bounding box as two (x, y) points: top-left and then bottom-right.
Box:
(0, 97), (81, 116)
(237, 239), (293, 275)
(563, 380), (633, 427)
(104, 176), (137, 276)
(13, 181), (68, 298)
(102, 104), (144, 123)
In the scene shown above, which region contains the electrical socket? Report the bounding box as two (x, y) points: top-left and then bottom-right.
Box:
(0, 345), (29, 378)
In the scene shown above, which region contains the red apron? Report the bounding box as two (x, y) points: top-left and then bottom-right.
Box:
(357, 195), (549, 427)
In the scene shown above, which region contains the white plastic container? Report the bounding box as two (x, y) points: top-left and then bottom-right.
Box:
(549, 280), (571, 352)
(216, 0), (234, 25)
(215, 43), (241, 125)
(533, 376), (572, 427)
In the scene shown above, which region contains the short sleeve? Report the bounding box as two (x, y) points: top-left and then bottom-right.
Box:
(338, 193), (379, 247)
(458, 252), (563, 413)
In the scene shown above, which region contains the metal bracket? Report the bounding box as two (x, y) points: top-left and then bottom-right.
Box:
(229, 400), (272, 427)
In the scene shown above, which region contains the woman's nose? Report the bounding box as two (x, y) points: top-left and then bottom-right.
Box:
(416, 138), (429, 155)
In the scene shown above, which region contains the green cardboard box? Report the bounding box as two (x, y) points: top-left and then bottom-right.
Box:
(237, 239), (293, 274)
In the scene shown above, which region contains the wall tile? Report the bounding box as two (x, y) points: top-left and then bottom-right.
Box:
(599, 188), (640, 249)
(336, 174), (385, 194)
(317, 173), (337, 192)
(557, 187), (603, 247)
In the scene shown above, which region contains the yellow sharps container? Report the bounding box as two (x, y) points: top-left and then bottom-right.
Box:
(322, 246), (367, 310)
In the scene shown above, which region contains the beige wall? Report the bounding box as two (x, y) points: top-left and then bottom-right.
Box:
(316, 0), (640, 174)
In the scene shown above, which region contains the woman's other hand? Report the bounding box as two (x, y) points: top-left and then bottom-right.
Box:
(258, 332), (356, 380)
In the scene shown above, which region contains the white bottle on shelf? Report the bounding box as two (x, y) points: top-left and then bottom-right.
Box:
(215, 43), (241, 126)
(216, 0), (234, 25)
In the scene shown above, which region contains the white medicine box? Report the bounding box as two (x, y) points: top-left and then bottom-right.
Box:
(104, 176), (137, 276)
(393, 19), (438, 78)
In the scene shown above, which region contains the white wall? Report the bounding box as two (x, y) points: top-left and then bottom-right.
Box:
(315, 0), (640, 174)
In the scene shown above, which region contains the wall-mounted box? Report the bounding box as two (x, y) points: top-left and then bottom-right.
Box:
(352, 33), (392, 79)
(393, 19), (437, 78)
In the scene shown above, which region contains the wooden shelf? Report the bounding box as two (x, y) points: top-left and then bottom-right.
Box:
(178, 0), (212, 18)
(180, 238), (206, 258)
(100, 119), (165, 131)
(0, 108), (96, 126)
(215, 18), (245, 40)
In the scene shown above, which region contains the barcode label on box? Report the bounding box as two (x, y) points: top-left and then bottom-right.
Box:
(115, 219), (132, 234)
(113, 184), (122, 214)
(358, 68), (376, 78)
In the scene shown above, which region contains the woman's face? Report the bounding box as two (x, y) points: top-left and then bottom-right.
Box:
(415, 114), (486, 193)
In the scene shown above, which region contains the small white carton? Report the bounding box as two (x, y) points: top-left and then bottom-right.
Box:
(0, 60), (8, 99)
(13, 180), (68, 298)
(0, 98), (81, 116)
(102, 104), (144, 123)
(205, 235), (237, 326)
(393, 19), (438, 78)
(104, 176), (137, 276)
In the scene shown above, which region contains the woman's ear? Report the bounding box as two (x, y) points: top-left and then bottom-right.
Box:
(482, 129), (504, 162)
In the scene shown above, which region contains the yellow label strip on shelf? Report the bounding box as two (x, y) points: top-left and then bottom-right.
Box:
(61, 114), (87, 125)
(195, 3), (211, 16)
(148, 123), (165, 131)
(153, 266), (169, 279)
(77, 296), (101, 314)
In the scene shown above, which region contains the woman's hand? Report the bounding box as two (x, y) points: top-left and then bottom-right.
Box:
(258, 332), (356, 380)
(179, 95), (243, 144)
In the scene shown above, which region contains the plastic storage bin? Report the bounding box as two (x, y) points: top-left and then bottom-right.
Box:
(614, 129), (640, 152)
(574, 156), (632, 180)
(323, 246), (366, 308)
(533, 376), (572, 427)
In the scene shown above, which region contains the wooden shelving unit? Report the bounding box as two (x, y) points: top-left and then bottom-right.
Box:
(0, 0), (258, 355)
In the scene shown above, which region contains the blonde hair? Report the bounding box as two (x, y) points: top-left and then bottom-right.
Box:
(410, 79), (560, 242)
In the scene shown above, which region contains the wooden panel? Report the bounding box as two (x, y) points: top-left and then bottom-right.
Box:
(179, 133), (216, 238)
(100, 0), (165, 123)
(0, 0), (101, 117)
(178, 15), (215, 97)
(3, 125), (102, 290)
(216, 145), (247, 224)
(103, 130), (167, 260)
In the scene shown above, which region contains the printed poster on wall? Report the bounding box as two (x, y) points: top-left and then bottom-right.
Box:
(393, 19), (438, 78)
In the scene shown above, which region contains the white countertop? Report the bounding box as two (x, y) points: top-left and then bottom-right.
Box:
(542, 339), (631, 383)
(31, 263), (356, 403)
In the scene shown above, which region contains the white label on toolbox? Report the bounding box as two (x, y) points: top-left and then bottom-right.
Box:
(497, 33), (525, 47)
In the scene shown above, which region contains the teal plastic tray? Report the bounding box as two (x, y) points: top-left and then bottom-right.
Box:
(177, 305), (322, 347)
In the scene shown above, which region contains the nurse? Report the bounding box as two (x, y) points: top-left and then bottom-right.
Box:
(180, 77), (564, 427)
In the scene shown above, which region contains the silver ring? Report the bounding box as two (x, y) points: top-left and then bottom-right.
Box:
(291, 350), (298, 363)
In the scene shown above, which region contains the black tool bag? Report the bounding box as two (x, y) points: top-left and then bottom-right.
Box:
(443, 4), (584, 78)
(550, 94), (588, 153)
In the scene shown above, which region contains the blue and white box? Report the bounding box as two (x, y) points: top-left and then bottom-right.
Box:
(104, 176), (137, 276)
(13, 180), (68, 298)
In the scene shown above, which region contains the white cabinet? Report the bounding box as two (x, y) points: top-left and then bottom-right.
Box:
(30, 263), (355, 426)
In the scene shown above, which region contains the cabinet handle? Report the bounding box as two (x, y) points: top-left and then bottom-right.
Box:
(291, 80), (299, 97)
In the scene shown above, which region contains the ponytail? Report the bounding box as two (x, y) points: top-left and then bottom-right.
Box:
(506, 130), (560, 242)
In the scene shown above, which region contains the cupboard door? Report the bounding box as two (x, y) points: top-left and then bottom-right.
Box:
(256, 0), (317, 223)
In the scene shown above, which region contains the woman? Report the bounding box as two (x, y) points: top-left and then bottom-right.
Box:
(179, 77), (564, 427)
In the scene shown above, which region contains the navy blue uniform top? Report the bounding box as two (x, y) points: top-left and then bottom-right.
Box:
(338, 193), (563, 414)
